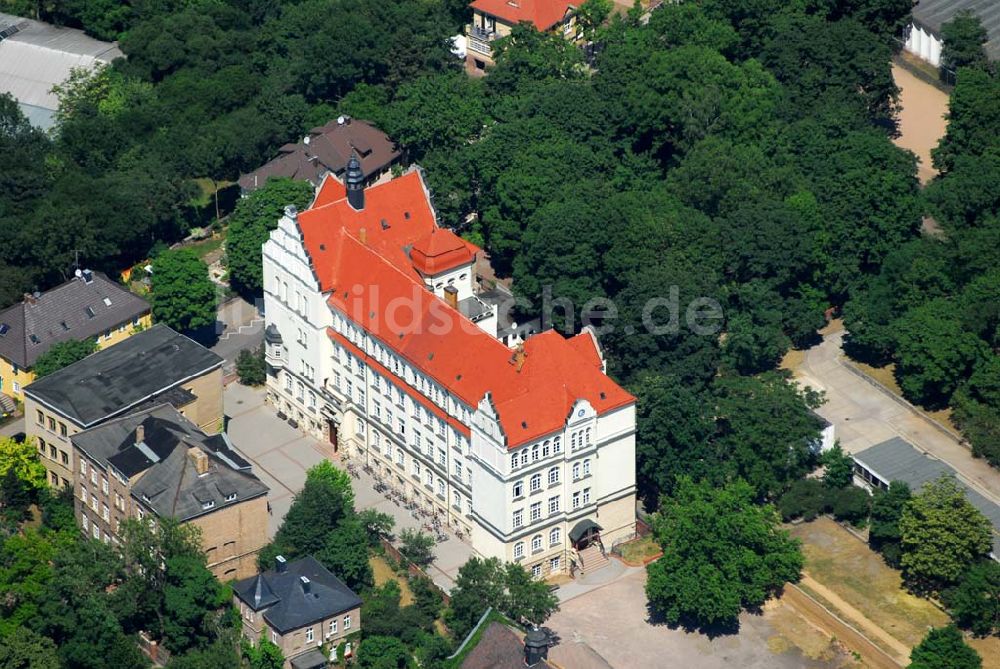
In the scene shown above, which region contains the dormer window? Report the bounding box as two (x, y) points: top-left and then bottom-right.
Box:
(29, 334), (40, 344)
(225, 493), (237, 502)
(202, 500), (215, 510)
(0, 323), (7, 337)
(85, 306), (96, 318)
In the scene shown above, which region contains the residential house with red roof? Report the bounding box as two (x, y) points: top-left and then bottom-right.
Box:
(465, 0), (578, 74)
(261, 158), (635, 579)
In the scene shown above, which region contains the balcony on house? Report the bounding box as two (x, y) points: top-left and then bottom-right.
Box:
(466, 24), (497, 56)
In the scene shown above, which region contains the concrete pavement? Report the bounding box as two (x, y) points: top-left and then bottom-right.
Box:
(790, 326), (1000, 503)
(223, 383), (478, 593)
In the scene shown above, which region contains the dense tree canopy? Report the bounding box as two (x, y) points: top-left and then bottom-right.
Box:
(909, 625), (982, 669)
(151, 248), (216, 334)
(645, 478), (803, 631)
(899, 476), (993, 589)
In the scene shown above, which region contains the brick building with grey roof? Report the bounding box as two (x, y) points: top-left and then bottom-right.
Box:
(72, 403), (269, 580)
(234, 555), (363, 669)
(238, 116), (401, 195)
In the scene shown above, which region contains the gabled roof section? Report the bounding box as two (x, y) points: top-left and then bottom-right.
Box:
(297, 170), (633, 449)
(71, 404), (268, 521)
(0, 271), (150, 369)
(470, 0), (576, 31)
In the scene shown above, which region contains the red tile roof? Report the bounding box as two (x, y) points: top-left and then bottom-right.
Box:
(470, 0), (576, 30)
(411, 228), (478, 276)
(299, 171), (633, 448)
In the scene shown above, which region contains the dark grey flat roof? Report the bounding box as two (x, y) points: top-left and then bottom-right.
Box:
(912, 0), (1000, 60)
(234, 556), (362, 634)
(854, 437), (1000, 556)
(72, 404), (267, 522)
(0, 272), (150, 368)
(24, 324), (222, 427)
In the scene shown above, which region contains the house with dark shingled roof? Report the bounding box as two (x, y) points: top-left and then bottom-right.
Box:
(71, 403), (269, 580)
(233, 555), (362, 669)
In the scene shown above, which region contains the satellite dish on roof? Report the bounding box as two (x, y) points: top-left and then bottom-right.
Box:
(337, 115), (345, 125)
(74, 269), (83, 278)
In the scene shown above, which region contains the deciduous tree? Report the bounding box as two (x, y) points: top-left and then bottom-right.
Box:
(151, 248), (216, 334)
(645, 478), (803, 631)
(909, 625), (982, 669)
(32, 338), (99, 378)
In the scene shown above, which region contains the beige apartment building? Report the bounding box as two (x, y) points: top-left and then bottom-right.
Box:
(23, 324), (224, 488)
(72, 403), (269, 580)
(465, 0), (578, 73)
(234, 555), (362, 669)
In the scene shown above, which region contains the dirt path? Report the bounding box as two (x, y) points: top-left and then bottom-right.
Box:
(891, 63), (949, 184)
(799, 574), (911, 664)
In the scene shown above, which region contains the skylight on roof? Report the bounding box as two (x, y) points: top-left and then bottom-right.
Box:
(85, 306), (95, 318)
(60, 321), (69, 331)
(103, 297), (112, 306)
(29, 334), (40, 345)
(0, 323), (8, 337)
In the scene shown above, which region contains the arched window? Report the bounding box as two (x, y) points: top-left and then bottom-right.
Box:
(530, 473), (542, 492)
(585, 427), (592, 445)
(531, 535), (543, 552)
(514, 541), (524, 559)
(548, 467), (560, 485)
(531, 444), (539, 461)
(583, 459), (591, 476)
(549, 527), (561, 545)
(511, 453), (519, 469)
(572, 462), (581, 480)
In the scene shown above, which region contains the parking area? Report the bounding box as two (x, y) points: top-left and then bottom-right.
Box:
(546, 569), (856, 669)
(223, 383), (478, 592)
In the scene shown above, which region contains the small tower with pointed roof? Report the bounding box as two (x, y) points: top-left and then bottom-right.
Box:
(345, 153), (365, 211)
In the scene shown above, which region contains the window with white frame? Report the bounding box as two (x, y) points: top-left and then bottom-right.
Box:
(549, 527), (561, 545)
(542, 440), (550, 457)
(572, 462), (581, 480)
(513, 541), (524, 559)
(583, 459), (591, 476)
(513, 480), (523, 498)
(548, 467), (559, 485)
(585, 427), (592, 445)
(511, 453), (518, 470)
(92, 524), (100, 540)
(513, 509), (523, 528)
(531, 535), (542, 552)
(530, 501), (541, 522)
(548, 496), (560, 515)
(530, 473), (541, 492)
(520, 450), (528, 466)
(454, 461), (463, 479)
(531, 444), (539, 461)
(437, 448), (446, 467)
(572, 491), (581, 510)
(532, 564), (542, 578)
(554, 436), (562, 453)
(81, 460), (88, 475)
(397, 450), (405, 466)
(82, 514), (89, 530)
(413, 460), (421, 478)
(583, 487), (591, 504)
(437, 479), (445, 498)
(550, 556), (561, 571)
(272, 630), (279, 643)
(328, 619), (337, 636)
(344, 615), (351, 630)
(102, 477), (108, 494)
(306, 627), (314, 643)
(425, 469), (433, 486)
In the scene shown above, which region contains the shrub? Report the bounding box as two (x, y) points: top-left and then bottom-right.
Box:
(829, 486), (870, 526)
(777, 478), (829, 521)
(236, 345), (266, 386)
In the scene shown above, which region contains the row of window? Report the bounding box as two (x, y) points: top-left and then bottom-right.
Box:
(512, 487), (591, 529)
(510, 437), (563, 470)
(36, 409), (68, 437)
(513, 528), (563, 559)
(38, 437), (69, 466)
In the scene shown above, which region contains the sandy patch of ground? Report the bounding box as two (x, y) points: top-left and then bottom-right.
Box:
(891, 63), (949, 185)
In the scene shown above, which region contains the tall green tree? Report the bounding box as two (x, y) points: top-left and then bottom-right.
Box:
(0, 627), (60, 669)
(645, 478), (803, 631)
(161, 555), (230, 654)
(225, 178), (314, 297)
(0, 436), (47, 491)
(909, 625), (982, 669)
(899, 476), (993, 589)
(868, 481), (912, 566)
(151, 248), (216, 334)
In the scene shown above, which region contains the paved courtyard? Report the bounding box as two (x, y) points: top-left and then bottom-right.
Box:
(546, 569), (854, 669)
(224, 383), (478, 592)
(791, 327), (1000, 503)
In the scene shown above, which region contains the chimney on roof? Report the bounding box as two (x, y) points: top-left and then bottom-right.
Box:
(444, 285), (458, 310)
(187, 447), (209, 476)
(135, 424), (145, 445)
(359, 227), (367, 245)
(82, 269), (93, 284)
(23, 292), (35, 305)
(346, 153), (365, 211)
(510, 343), (526, 372)
(300, 575), (311, 594)
(275, 555), (287, 573)
(284, 204), (298, 220)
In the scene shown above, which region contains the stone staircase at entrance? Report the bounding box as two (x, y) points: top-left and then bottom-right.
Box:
(578, 544), (610, 575)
